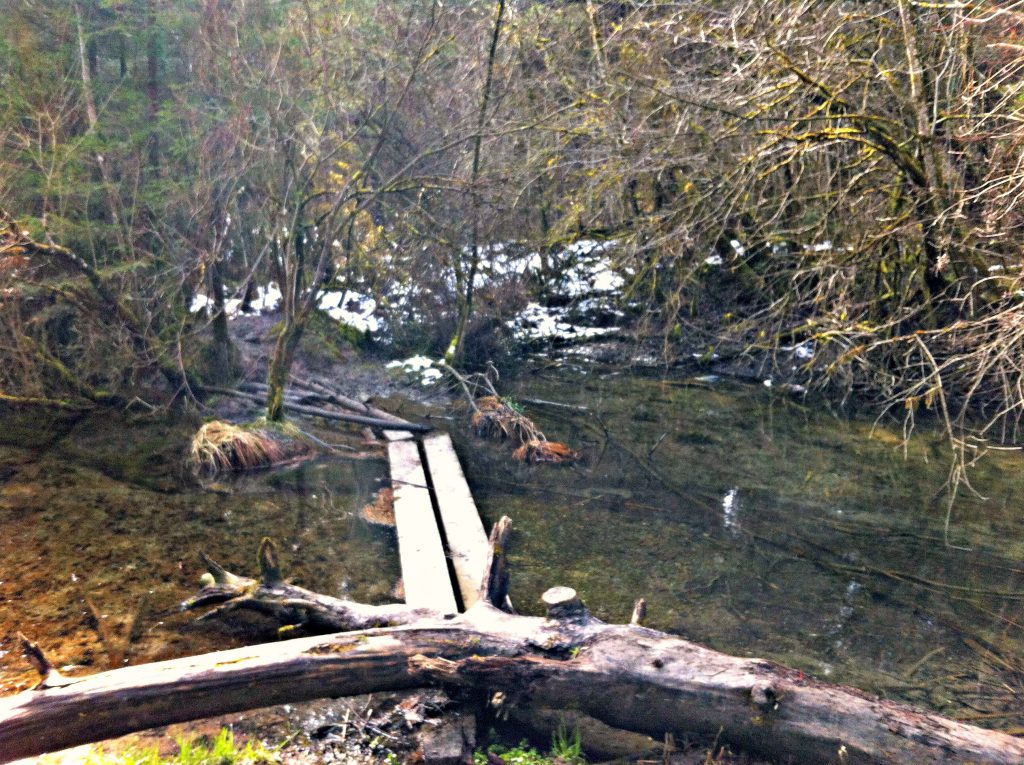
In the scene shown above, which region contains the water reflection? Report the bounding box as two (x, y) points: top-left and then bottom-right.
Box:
(455, 361), (1024, 728)
(721, 487), (740, 535)
(0, 414), (396, 695)
(2, 368), (1023, 730)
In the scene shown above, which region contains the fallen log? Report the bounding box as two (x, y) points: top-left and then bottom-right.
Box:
(202, 385), (432, 432)
(2, 529), (1023, 764)
(241, 378), (413, 426)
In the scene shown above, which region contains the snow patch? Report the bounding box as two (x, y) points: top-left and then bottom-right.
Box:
(386, 355), (444, 386)
(318, 290), (380, 333)
(508, 302), (619, 342)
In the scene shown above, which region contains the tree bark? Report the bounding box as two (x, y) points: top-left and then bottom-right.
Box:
(445, 0), (507, 365)
(2, 536), (1023, 765)
(265, 318), (306, 422)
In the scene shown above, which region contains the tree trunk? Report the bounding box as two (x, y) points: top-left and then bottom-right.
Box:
(445, 0), (506, 365)
(203, 259), (240, 384)
(2, 536), (1023, 765)
(265, 318), (306, 422)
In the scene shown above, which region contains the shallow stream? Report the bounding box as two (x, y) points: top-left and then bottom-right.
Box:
(454, 359), (1024, 730)
(0, 410), (397, 695)
(1, 361), (1023, 734)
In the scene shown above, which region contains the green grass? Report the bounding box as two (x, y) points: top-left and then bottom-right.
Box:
(551, 722), (584, 763)
(474, 744), (554, 765)
(84, 728), (279, 765)
(475, 724), (586, 765)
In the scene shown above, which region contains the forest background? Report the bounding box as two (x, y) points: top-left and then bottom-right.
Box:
(3, 0), (1024, 462)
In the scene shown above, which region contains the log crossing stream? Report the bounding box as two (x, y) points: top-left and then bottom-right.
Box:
(385, 430), (490, 613)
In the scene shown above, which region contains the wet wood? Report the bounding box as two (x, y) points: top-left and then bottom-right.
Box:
(240, 379), (413, 426)
(388, 438), (459, 613)
(204, 386), (431, 432)
(3, 575), (1024, 765)
(478, 516), (513, 611)
(421, 433), (489, 609)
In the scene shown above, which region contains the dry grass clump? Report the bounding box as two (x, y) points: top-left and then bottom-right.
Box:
(188, 421), (287, 476)
(474, 397), (580, 464)
(444, 364), (581, 464)
(471, 395), (542, 442)
(513, 439), (580, 464)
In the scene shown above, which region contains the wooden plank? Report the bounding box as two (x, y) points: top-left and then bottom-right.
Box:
(422, 433), (489, 609)
(384, 429), (415, 442)
(388, 438), (459, 613)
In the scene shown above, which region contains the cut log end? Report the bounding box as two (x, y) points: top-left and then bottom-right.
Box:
(750, 683), (780, 711)
(541, 587), (590, 623)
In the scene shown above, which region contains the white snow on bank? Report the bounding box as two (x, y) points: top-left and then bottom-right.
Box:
(499, 239), (626, 343)
(549, 240), (624, 297)
(508, 302), (619, 342)
(189, 283), (282, 317)
(318, 290), (380, 333)
(189, 293), (212, 314)
(386, 355), (443, 385)
(467, 243), (544, 289)
(188, 284), (280, 317)
(249, 284), (283, 313)
(191, 283), (382, 335)
(188, 237), (626, 347)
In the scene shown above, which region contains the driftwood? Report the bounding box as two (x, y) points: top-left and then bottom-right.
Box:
(2, 526), (1024, 764)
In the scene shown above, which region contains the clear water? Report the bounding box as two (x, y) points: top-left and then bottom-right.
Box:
(0, 410), (397, 695)
(453, 361), (1024, 730)
(1, 365), (1023, 734)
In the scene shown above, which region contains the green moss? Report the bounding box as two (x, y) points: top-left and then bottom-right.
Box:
(302, 309), (368, 362)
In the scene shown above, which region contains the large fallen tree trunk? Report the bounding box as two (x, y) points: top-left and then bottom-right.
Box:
(1, 530), (1023, 764)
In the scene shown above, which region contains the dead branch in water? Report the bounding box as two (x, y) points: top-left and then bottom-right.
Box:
(442, 364), (580, 462)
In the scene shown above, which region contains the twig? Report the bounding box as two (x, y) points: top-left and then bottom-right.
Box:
(648, 431), (669, 458)
(518, 397), (589, 413)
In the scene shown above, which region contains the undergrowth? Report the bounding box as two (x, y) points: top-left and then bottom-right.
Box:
(476, 724), (586, 765)
(83, 728), (279, 765)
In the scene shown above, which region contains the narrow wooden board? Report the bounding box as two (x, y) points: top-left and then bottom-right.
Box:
(422, 433), (489, 609)
(388, 438), (459, 613)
